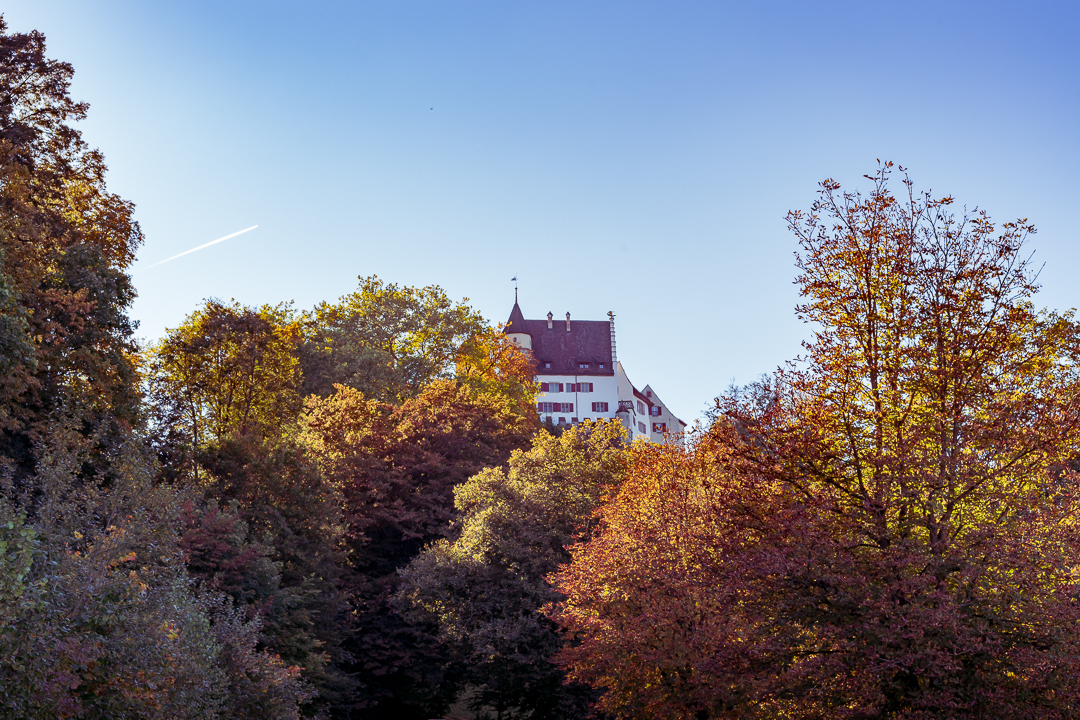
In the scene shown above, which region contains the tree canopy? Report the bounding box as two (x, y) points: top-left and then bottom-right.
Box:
(398, 421), (628, 719)
(300, 275), (488, 401)
(550, 164), (1080, 719)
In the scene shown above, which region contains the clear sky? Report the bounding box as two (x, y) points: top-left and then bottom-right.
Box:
(6, 1), (1080, 423)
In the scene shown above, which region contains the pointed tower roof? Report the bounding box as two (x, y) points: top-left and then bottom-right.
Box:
(505, 302), (528, 334)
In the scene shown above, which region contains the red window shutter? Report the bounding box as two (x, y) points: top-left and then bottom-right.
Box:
(568, 403), (574, 412)
(540, 382), (549, 392)
(557, 383), (564, 392)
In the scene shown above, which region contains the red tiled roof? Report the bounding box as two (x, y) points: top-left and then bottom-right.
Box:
(503, 303), (614, 376)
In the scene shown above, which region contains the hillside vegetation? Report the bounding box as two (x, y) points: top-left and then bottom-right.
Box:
(3, 20), (1080, 720)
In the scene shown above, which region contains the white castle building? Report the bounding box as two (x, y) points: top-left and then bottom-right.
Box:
(504, 302), (686, 442)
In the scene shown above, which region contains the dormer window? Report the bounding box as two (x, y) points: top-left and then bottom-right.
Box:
(579, 363), (589, 370)
(544, 362), (551, 369)
(598, 363), (605, 369)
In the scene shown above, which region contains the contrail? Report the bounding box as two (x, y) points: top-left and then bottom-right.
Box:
(136, 225), (258, 272)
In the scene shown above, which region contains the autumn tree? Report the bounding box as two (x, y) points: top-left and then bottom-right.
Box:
(299, 275), (488, 401)
(146, 299), (303, 455)
(301, 379), (535, 719)
(0, 425), (314, 719)
(398, 421), (627, 719)
(456, 327), (540, 421)
(0, 19), (322, 719)
(551, 164), (1080, 719)
(0, 18), (144, 477)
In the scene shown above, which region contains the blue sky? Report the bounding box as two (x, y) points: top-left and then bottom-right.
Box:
(6, 1), (1079, 423)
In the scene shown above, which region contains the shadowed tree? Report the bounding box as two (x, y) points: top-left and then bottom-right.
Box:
(0, 17), (144, 479)
(398, 421), (627, 720)
(301, 379), (535, 719)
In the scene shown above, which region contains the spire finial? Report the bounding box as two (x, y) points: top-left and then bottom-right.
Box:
(511, 276), (518, 303)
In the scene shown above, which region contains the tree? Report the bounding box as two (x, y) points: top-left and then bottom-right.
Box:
(550, 164), (1080, 719)
(0, 423), (313, 720)
(456, 327), (540, 423)
(145, 299), (302, 475)
(191, 433), (356, 714)
(301, 379), (535, 719)
(0, 20), (319, 719)
(398, 421), (627, 720)
(299, 275), (488, 401)
(0, 18), (144, 477)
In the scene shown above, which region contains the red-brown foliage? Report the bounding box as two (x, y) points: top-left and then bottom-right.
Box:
(550, 165), (1080, 719)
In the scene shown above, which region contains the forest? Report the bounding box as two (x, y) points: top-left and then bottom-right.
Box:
(4, 18), (1080, 720)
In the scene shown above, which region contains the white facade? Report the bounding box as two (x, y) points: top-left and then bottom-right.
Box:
(506, 303), (685, 443)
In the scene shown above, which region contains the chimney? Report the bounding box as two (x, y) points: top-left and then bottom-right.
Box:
(565, 312), (571, 332)
(547, 312), (553, 330)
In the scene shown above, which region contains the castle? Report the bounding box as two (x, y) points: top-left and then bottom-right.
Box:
(504, 301), (686, 442)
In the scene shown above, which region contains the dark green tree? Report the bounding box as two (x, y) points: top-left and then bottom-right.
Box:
(398, 422), (627, 719)
(301, 379), (536, 719)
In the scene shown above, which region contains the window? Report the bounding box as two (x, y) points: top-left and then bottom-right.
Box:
(541, 382), (563, 393)
(579, 363), (590, 370)
(558, 416), (566, 424)
(582, 382), (593, 392)
(637, 401), (645, 414)
(592, 402), (609, 412)
(544, 362), (551, 369)
(571, 416), (578, 423)
(538, 402), (554, 413)
(652, 422), (667, 433)
(650, 406), (660, 416)
(558, 402), (574, 413)
(599, 363), (605, 369)
(567, 382), (593, 393)
(637, 421), (646, 433)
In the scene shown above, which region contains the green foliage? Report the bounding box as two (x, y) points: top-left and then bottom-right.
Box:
(0, 512), (36, 605)
(145, 299), (304, 489)
(0, 254), (33, 378)
(146, 299), (302, 451)
(301, 379), (535, 718)
(300, 275), (488, 401)
(0, 426), (228, 719)
(398, 421), (627, 719)
(193, 433), (355, 713)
